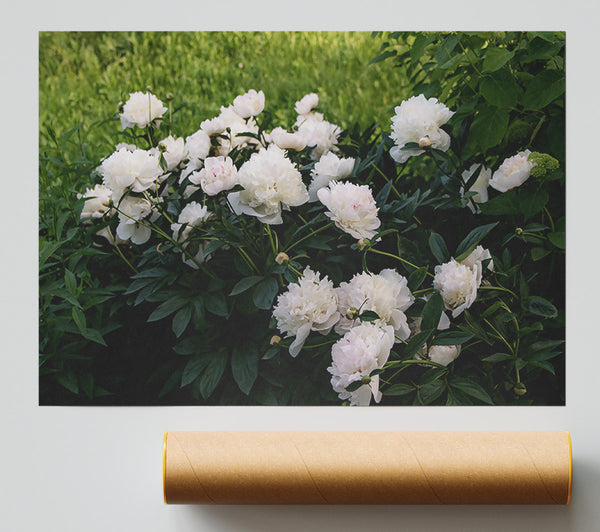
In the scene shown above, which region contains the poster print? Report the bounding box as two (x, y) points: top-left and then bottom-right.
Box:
(39, 31), (565, 406)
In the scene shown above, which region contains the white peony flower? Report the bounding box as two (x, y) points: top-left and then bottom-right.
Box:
(295, 93), (319, 115)
(170, 201), (212, 242)
(232, 89), (265, 118)
(461, 163), (491, 213)
(228, 145), (308, 224)
(119, 91), (167, 129)
(328, 323), (395, 405)
(115, 196), (154, 244)
(428, 344), (461, 367)
(317, 181), (380, 240)
(77, 184), (113, 220)
(308, 152), (355, 202)
(335, 269), (414, 340)
(296, 114), (340, 160)
(433, 259), (481, 318)
(189, 156), (237, 196)
(99, 147), (163, 201)
(272, 266), (340, 357)
(155, 135), (185, 171)
(181, 129), (211, 180)
(489, 150), (535, 193)
(267, 127), (307, 152)
(460, 245), (494, 273)
(200, 116), (227, 136)
(389, 94), (454, 164)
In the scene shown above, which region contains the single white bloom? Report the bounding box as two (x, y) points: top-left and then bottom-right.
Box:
(461, 163), (491, 213)
(428, 344), (461, 366)
(115, 196), (154, 245)
(200, 116), (227, 136)
(77, 184), (113, 220)
(180, 129), (212, 180)
(433, 259), (481, 318)
(171, 201), (212, 242)
(460, 245), (494, 273)
(232, 89), (265, 118)
(335, 269), (414, 340)
(489, 150), (535, 192)
(308, 152), (355, 202)
(317, 181), (380, 240)
(217, 116), (260, 157)
(272, 266), (340, 357)
(268, 127), (307, 151)
(189, 156), (237, 196)
(119, 91), (167, 129)
(328, 323), (395, 405)
(99, 147), (163, 201)
(228, 145), (308, 224)
(156, 135), (185, 171)
(295, 93), (319, 115)
(389, 94), (454, 164)
(296, 115), (340, 160)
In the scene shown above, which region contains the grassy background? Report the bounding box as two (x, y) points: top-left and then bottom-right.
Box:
(39, 31), (408, 179)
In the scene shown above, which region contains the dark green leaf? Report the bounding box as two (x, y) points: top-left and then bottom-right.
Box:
(548, 231), (565, 249)
(419, 380), (446, 404)
(82, 328), (107, 347)
(205, 292), (228, 317)
(368, 49), (397, 65)
(359, 310), (381, 323)
(482, 47), (515, 72)
(468, 107), (509, 152)
(428, 232), (449, 263)
(148, 295), (188, 322)
(384, 383), (415, 396)
(523, 70), (565, 110)
(408, 267), (428, 291)
(403, 329), (434, 357)
(431, 331), (474, 346)
(482, 352), (514, 363)
(64, 269), (77, 295)
(71, 307), (87, 334)
(231, 344), (259, 395)
(199, 351), (229, 399)
(529, 339), (564, 352)
(454, 222), (498, 259)
(172, 305), (192, 338)
(450, 377), (493, 405)
(480, 70), (520, 107)
(531, 247), (551, 261)
(181, 356), (210, 387)
(421, 292), (444, 332)
(57, 370), (78, 395)
(202, 239), (227, 257)
(173, 335), (202, 356)
(80, 373), (94, 399)
(229, 276), (263, 296)
(525, 296), (558, 318)
(252, 277), (279, 310)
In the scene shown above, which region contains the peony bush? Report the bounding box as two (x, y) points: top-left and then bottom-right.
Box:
(41, 31), (565, 405)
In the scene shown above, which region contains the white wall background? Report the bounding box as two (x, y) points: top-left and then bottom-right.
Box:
(3, 1), (599, 530)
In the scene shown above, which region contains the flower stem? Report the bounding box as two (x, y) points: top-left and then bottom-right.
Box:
(368, 247), (434, 277)
(284, 222), (333, 253)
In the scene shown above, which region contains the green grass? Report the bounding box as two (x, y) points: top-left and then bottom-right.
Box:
(39, 31), (409, 188)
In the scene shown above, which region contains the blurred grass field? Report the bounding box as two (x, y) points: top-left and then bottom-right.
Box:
(39, 31), (408, 188)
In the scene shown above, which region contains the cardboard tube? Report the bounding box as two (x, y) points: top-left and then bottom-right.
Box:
(163, 431), (572, 505)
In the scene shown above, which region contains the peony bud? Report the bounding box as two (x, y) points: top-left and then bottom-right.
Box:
(515, 227), (524, 235)
(275, 252), (289, 265)
(269, 335), (282, 345)
(361, 375), (372, 384)
(514, 382), (527, 396)
(418, 136), (432, 148)
(345, 307), (359, 320)
(357, 238), (371, 251)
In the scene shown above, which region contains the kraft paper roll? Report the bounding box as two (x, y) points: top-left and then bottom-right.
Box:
(163, 431), (572, 505)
